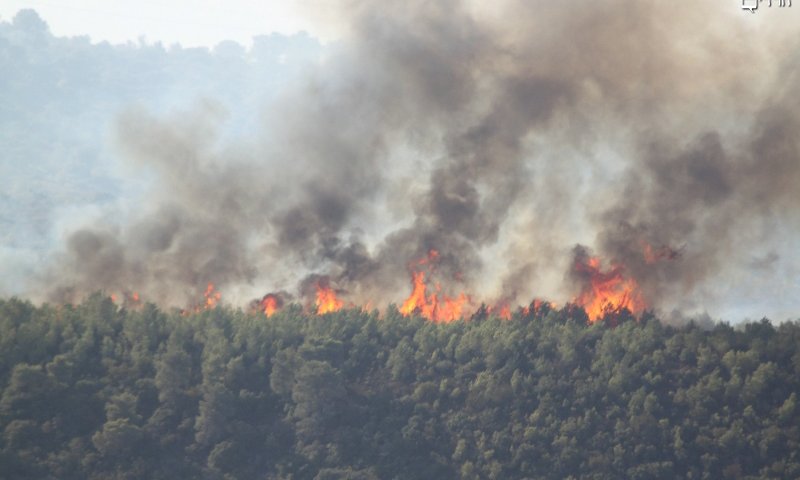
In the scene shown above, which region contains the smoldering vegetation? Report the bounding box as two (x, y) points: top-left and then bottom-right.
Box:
(20, 2), (800, 319)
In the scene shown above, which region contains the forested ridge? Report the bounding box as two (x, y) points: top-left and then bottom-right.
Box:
(1, 295), (799, 479)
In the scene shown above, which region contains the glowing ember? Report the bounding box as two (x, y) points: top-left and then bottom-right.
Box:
(572, 253), (645, 322)
(316, 283), (343, 314)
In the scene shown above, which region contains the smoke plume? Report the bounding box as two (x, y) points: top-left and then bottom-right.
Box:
(34, 1), (800, 319)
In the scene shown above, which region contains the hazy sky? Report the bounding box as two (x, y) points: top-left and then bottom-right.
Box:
(0, 1), (789, 47)
(0, 1), (340, 46)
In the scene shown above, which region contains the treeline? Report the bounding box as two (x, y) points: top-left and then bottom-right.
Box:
(0, 295), (798, 479)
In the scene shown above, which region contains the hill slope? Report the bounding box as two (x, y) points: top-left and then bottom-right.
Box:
(1, 296), (798, 479)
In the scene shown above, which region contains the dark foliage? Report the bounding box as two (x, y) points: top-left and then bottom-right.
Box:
(1, 294), (799, 479)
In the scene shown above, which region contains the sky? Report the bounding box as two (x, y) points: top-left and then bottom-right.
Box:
(0, 0), (789, 48)
(0, 0), (340, 46)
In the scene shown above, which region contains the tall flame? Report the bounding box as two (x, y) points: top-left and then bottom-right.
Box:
(573, 256), (644, 321)
(399, 251), (469, 323)
(400, 271), (429, 317)
(260, 294), (280, 316)
(316, 283), (343, 314)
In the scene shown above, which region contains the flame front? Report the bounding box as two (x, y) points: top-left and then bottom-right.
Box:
(244, 249), (653, 325)
(573, 256), (645, 321)
(316, 283), (343, 314)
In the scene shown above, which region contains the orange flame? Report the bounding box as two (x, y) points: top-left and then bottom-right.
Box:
(316, 283), (343, 314)
(260, 294), (280, 316)
(573, 256), (644, 321)
(486, 302), (512, 320)
(204, 283), (221, 309)
(521, 298), (555, 317)
(110, 291), (141, 306)
(399, 251), (469, 323)
(400, 271), (428, 317)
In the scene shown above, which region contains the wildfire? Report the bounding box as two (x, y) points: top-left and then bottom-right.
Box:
(316, 282), (343, 314)
(194, 282), (222, 312)
(572, 254), (645, 321)
(399, 250), (470, 323)
(261, 295), (279, 316)
(110, 291), (141, 306)
(192, 247), (658, 325)
(521, 299), (556, 317)
(497, 304), (512, 320)
(204, 283), (221, 309)
(486, 301), (512, 320)
(180, 283), (223, 315)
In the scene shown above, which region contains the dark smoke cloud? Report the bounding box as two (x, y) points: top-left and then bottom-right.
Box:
(34, 1), (800, 320)
(594, 87), (800, 312)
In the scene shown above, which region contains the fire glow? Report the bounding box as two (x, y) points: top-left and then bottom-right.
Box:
(315, 282), (343, 315)
(133, 249), (663, 324)
(399, 270), (470, 323)
(572, 255), (645, 322)
(109, 291), (141, 306)
(204, 283), (221, 309)
(398, 250), (470, 323)
(259, 294), (281, 317)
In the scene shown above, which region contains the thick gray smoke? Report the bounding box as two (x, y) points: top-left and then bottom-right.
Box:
(36, 1), (800, 319)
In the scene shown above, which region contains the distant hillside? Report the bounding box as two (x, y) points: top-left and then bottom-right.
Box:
(0, 295), (798, 479)
(0, 10), (320, 295)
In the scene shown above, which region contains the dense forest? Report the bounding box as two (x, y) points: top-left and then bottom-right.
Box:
(0, 295), (798, 479)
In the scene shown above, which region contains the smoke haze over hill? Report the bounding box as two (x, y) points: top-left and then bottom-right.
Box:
(2, 3), (799, 322)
